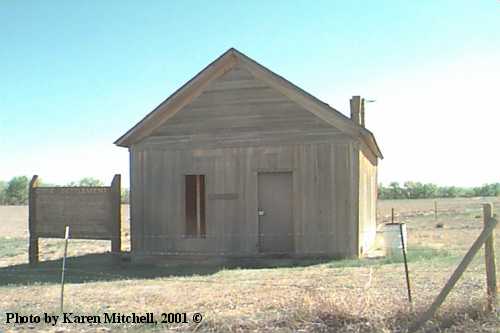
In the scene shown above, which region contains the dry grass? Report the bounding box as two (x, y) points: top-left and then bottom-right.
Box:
(0, 199), (498, 332)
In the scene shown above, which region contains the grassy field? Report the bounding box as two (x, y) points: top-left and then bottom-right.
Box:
(0, 199), (499, 332)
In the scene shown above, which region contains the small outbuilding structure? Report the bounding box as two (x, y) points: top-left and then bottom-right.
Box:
(115, 48), (383, 260)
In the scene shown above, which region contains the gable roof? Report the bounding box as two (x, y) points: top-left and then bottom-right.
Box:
(114, 48), (383, 159)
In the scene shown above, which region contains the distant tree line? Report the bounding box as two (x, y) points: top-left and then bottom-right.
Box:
(378, 181), (500, 200)
(0, 176), (130, 205)
(2, 175), (498, 204)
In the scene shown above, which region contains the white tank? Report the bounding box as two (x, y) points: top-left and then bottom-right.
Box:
(380, 223), (407, 256)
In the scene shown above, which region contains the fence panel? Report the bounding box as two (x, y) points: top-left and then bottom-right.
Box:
(28, 174), (121, 264)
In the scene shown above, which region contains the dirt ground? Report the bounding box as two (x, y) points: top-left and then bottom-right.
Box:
(0, 199), (498, 332)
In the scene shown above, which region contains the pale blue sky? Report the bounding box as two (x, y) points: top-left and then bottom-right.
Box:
(1, 1), (499, 187)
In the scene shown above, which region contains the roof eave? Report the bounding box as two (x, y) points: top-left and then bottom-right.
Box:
(114, 48), (240, 148)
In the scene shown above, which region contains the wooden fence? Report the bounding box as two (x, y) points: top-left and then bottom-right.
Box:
(28, 174), (121, 265)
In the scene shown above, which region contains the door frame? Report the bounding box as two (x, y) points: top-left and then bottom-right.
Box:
(255, 170), (295, 254)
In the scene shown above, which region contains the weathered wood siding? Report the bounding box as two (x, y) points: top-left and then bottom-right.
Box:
(128, 65), (372, 258)
(130, 143), (359, 257)
(34, 187), (114, 238)
(358, 147), (378, 256)
(144, 65), (345, 150)
(28, 174), (122, 264)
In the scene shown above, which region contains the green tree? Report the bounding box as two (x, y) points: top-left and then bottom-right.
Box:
(378, 183), (391, 199)
(473, 183), (500, 197)
(0, 180), (7, 205)
(389, 182), (403, 199)
(79, 177), (104, 186)
(5, 176), (29, 205)
(422, 183), (438, 198)
(403, 181), (422, 199)
(67, 177), (104, 187)
(121, 188), (130, 204)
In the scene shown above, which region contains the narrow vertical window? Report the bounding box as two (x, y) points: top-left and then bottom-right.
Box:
(185, 175), (206, 238)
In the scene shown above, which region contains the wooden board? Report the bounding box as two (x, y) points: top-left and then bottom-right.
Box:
(28, 175), (122, 264)
(146, 65), (346, 150)
(358, 149), (377, 256)
(130, 142), (363, 257)
(34, 187), (113, 238)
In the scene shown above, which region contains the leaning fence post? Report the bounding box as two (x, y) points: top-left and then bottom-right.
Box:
(399, 223), (412, 307)
(60, 226), (70, 313)
(409, 213), (499, 332)
(28, 175), (39, 265)
(110, 175), (122, 256)
(483, 203), (497, 312)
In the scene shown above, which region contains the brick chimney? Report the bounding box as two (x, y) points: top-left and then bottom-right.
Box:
(350, 95), (365, 127)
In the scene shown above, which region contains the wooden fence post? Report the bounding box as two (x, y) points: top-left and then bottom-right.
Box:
(111, 174), (121, 255)
(28, 175), (39, 265)
(434, 200), (438, 220)
(483, 203), (497, 312)
(409, 214), (499, 332)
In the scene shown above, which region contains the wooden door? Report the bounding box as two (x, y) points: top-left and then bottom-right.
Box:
(257, 172), (293, 254)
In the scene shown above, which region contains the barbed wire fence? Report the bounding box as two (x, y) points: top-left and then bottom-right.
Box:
(0, 201), (497, 331)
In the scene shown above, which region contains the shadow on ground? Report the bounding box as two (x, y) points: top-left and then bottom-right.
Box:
(0, 253), (331, 286)
(0, 246), (456, 286)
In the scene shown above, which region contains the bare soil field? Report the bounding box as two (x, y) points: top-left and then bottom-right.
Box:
(0, 199), (498, 332)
